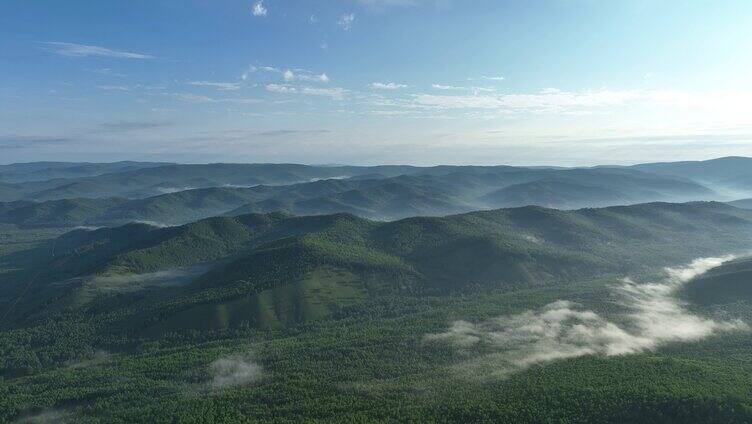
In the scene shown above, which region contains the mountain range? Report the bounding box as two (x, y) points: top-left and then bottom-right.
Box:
(3, 158), (752, 423)
(5, 200), (752, 330)
(3, 158), (749, 228)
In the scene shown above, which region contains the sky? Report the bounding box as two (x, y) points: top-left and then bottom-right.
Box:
(1, 0), (751, 166)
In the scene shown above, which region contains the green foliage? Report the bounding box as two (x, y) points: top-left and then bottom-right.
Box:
(3, 201), (752, 422)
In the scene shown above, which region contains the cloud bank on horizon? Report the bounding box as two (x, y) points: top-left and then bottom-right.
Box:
(1, 0), (751, 165)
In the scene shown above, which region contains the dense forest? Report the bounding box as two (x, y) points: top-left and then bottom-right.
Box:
(3, 195), (752, 422)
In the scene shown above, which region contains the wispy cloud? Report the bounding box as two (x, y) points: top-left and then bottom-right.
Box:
(467, 75), (505, 82)
(11, 409), (73, 423)
(252, 1), (268, 17)
(0, 135), (73, 149)
(266, 84), (347, 99)
(99, 120), (173, 132)
(188, 81), (242, 91)
(170, 92), (260, 104)
(209, 355), (263, 389)
(412, 88), (641, 112)
(301, 87), (347, 99)
(93, 67), (125, 77)
(285, 70), (330, 83)
(245, 65), (330, 83)
(98, 85), (132, 91)
(426, 256), (746, 380)
(172, 92), (218, 103)
(40, 42), (154, 59)
(370, 82), (408, 90)
(339, 13), (355, 30)
(266, 84), (298, 94)
(432, 84), (465, 90)
(256, 129), (332, 137)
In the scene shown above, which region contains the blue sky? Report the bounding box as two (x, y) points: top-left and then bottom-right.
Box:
(1, 0), (751, 165)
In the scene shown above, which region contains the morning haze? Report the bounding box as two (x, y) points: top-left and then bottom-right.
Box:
(2, 1), (752, 423)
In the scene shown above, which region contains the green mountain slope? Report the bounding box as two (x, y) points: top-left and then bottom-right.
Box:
(681, 257), (752, 306)
(0, 163), (734, 244)
(4, 202), (752, 423)
(10, 201), (749, 329)
(0, 161), (723, 206)
(482, 179), (630, 208)
(0, 197), (128, 228)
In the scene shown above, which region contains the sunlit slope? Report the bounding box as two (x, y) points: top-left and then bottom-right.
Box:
(40, 201), (752, 291)
(6, 201), (752, 331)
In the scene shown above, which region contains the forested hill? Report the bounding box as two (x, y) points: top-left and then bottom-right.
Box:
(3, 201), (752, 422)
(42, 201), (752, 284)
(4, 201), (751, 330)
(0, 167), (721, 228)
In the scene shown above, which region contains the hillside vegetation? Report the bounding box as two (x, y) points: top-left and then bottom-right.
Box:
(0, 167), (723, 228)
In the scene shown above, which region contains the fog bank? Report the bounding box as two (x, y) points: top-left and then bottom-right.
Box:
(426, 256), (747, 379)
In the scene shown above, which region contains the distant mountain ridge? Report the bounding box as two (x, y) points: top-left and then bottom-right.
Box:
(0, 167), (718, 227)
(0, 161), (172, 183)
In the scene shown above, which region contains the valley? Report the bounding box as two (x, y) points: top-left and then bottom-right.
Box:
(2, 159), (752, 423)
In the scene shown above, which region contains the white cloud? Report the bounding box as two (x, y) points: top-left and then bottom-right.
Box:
(93, 67), (124, 76)
(189, 81), (242, 91)
(266, 84), (347, 99)
(339, 13), (355, 30)
(252, 1), (267, 17)
(246, 66), (329, 83)
(426, 256), (747, 380)
(172, 93), (218, 103)
(299, 73), (330, 83)
(266, 83), (297, 94)
(170, 92), (260, 105)
(371, 82), (408, 90)
(412, 89), (642, 112)
(210, 355), (263, 389)
(432, 84), (465, 90)
(40, 42), (154, 59)
(467, 75), (505, 82)
(98, 85), (132, 91)
(301, 86), (348, 99)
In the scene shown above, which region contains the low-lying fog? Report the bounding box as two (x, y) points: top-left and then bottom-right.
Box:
(426, 256), (748, 379)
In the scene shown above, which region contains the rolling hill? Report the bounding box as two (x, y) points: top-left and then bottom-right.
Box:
(632, 156), (752, 196)
(4, 200), (752, 423)
(0, 161), (724, 207)
(6, 201), (752, 330)
(0, 167), (720, 228)
(0, 161), (170, 183)
(632, 156), (752, 181)
(681, 257), (752, 306)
